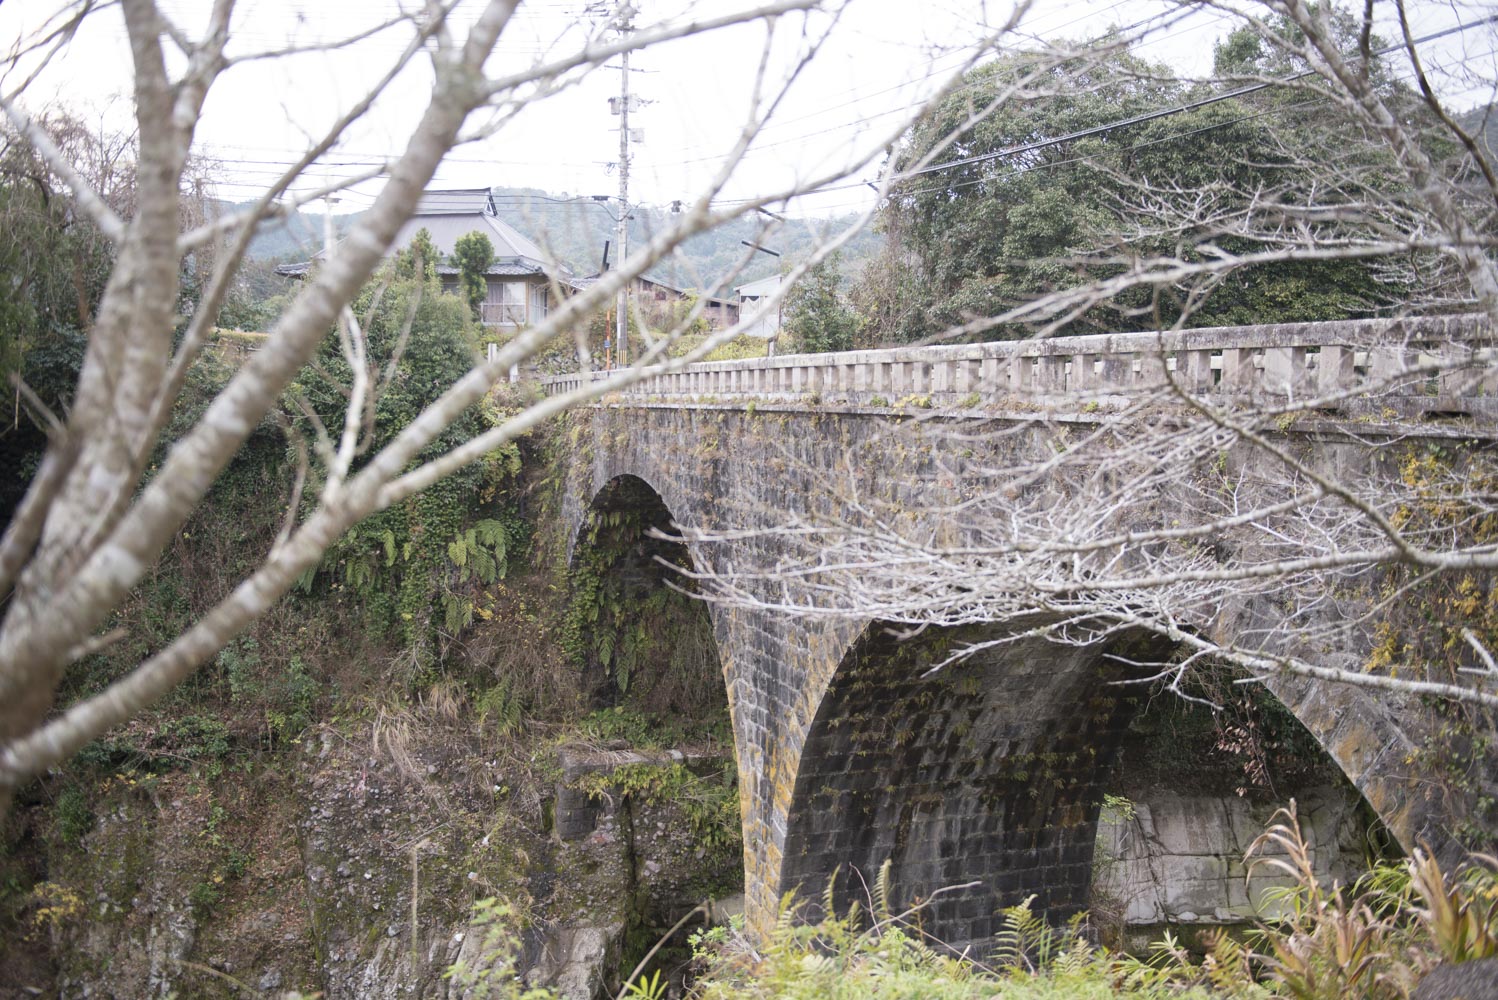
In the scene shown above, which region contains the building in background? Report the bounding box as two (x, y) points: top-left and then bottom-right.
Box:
(277, 188), (571, 333)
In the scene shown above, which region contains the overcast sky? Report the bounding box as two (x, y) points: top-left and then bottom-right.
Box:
(2, 0), (1494, 219)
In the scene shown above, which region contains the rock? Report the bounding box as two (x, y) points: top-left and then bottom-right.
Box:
(1413, 959), (1498, 1000)
(1094, 785), (1365, 930)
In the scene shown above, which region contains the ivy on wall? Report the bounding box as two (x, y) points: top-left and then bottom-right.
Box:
(563, 479), (727, 729)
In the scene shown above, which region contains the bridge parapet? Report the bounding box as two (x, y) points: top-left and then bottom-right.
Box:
(543, 315), (1494, 416)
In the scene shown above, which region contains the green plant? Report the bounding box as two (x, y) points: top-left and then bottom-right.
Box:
(1245, 801), (1410, 999)
(189, 879), (223, 909)
(453, 230), (496, 320)
(782, 251), (855, 354)
(445, 897), (559, 998)
(52, 784), (93, 846)
(623, 969), (667, 1000)
(688, 861), (1219, 999)
(1405, 847), (1498, 964)
(572, 761), (740, 857)
(476, 681), (524, 739)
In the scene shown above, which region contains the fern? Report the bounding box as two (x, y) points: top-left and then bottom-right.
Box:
(822, 865), (841, 923)
(993, 895), (1054, 973)
(872, 859), (894, 923)
(443, 592), (472, 633)
(471, 547), (497, 585)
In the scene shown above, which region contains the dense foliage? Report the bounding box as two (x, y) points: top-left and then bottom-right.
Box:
(0, 113), (124, 517)
(783, 251), (856, 353)
(453, 229), (495, 320)
(855, 30), (1434, 345)
(290, 269), (532, 670)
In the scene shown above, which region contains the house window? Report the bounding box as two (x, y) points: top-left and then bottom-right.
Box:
(480, 280), (527, 327)
(529, 283), (548, 322)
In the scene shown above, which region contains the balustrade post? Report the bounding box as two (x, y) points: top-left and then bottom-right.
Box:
(1368, 343), (1418, 392)
(1262, 346), (1307, 396)
(1068, 353), (1094, 392)
(1137, 348), (1168, 387)
(1219, 348), (1254, 392)
(979, 356), (1002, 393)
(1099, 352), (1131, 392)
(1179, 350), (1213, 393)
(1008, 355), (1032, 394)
(1481, 348), (1498, 395)
(1032, 356), (1064, 393)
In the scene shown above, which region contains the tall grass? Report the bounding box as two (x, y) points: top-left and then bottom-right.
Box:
(682, 803), (1498, 999)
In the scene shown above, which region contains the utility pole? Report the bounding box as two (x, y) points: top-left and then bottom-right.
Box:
(614, 1), (635, 368)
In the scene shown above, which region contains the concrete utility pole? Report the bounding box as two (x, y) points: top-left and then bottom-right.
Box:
(614, 1), (635, 367)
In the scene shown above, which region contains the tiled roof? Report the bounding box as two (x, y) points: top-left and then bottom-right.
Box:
(276, 189), (567, 279)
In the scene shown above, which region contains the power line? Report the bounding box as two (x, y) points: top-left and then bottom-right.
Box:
(798, 10), (1498, 199)
(657, 3), (1213, 161)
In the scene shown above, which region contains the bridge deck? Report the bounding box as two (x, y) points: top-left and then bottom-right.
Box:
(542, 315), (1494, 419)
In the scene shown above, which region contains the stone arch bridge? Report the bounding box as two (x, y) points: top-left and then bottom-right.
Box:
(541, 316), (1495, 950)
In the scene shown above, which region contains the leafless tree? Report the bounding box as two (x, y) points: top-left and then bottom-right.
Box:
(0, 0), (1046, 815)
(676, 0), (1498, 728)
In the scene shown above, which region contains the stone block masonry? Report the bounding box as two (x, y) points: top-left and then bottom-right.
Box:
(547, 315), (1495, 950)
(544, 315), (1495, 420)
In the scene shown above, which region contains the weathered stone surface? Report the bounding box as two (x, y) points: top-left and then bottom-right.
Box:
(1094, 786), (1366, 927)
(556, 400), (1486, 950)
(1413, 958), (1498, 1000)
(30, 728), (734, 1000)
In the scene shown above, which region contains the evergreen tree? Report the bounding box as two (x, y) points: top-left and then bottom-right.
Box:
(393, 227), (440, 283)
(862, 38), (1419, 345)
(784, 252), (856, 354)
(452, 230), (495, 321)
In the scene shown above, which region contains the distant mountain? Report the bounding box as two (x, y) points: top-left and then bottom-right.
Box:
(237, 187), (881, 290)
(218, 201), (363, 262)
(1456, 103), (1497, 170)
(480, 187), (882, 289)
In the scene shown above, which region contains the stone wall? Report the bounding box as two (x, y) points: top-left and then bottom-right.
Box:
(556, 399), (1480, 947)
(1094, 786), (1369, 945)
(779, 625), (1163, 952)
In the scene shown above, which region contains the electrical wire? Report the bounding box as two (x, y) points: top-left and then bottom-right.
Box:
(770, 9), (1498, 204)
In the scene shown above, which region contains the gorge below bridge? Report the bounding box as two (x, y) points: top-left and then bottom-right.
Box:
(542, 316), (1497, 951)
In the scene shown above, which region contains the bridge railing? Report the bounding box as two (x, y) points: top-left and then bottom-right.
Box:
(540, 316), (1496, 416)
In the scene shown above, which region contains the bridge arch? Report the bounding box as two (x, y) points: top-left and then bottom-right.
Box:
(773, 617), (1400, 952)
(777, 620), (1164, 950)
(555, 403), (1473, 946)
(567, 473), (727, 726)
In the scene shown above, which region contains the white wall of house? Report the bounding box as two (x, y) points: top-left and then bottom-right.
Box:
(736, 274), (782, 340)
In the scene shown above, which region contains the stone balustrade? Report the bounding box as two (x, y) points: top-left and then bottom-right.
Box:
(541, 315), (1495, 416)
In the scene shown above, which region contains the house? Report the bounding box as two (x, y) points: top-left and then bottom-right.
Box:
(636, 273), (740, 330)
(571, 266), (740, 331)
(276, 188), (571, 332)
(735, 273), (782, 341)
